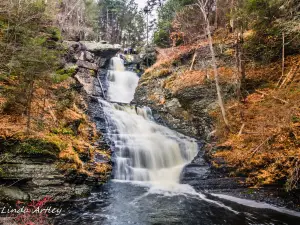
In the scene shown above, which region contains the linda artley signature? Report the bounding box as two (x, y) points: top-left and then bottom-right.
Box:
(0, 196), (63, 224)
(1, 205), (62, 216)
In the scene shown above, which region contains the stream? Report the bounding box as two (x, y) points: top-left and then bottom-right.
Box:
(55, 57), (300, 225)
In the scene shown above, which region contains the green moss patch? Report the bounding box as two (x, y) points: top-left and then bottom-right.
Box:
(0, 138), (60, 158)
(51, 127), (74, 136)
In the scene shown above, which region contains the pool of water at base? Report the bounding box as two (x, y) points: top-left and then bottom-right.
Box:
(53, 181), (300, 225)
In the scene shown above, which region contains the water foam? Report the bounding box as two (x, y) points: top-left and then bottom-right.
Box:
(211, 194), (300, 217)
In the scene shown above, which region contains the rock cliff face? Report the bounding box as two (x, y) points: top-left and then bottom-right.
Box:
(134, 44), (235, 140)
(0, 41), (119, 202)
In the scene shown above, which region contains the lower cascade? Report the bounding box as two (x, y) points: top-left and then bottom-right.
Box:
(100, 57), (198, 189)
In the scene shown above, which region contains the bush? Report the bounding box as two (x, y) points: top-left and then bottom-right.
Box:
(46, 26), (62, 41)
(52, 67), (77, 83)
(243, 29), (281, 63)
(154, 24), (172, 47)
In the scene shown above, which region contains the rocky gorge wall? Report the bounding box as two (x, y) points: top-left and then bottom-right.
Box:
(0, 41), (120, 202)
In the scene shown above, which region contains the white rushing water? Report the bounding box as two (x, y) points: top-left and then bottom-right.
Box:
(101, 57), (198, 190)
(107, 57), (139, 103)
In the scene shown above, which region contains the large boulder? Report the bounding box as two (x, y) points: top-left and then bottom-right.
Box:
(63, 40), (120, 98)
(63, 41), (120, 69)
(80, 41), (121, 58)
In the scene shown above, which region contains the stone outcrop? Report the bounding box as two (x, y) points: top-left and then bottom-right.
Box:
(64, 41), (120, 97)
(135, 80), (233, 140)
(0, 137), (99, 202)
(139, 46), (157, 67)
(80, 41), (121, 57)
(134, 45), (235, 140)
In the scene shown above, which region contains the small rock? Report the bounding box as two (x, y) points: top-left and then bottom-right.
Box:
(0, 186), (29, 201)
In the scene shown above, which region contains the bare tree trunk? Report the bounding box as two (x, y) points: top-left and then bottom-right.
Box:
(235, 32), (245, 100)
(214, 0), (218, 28)
(26, 80), (34, 134)
(229, 0), (235, 32)
(235, 33), (242, 99)
(106, 8), (109, 40)
(190, 52), (197, 71)
(40, 88), (48, 121)
(198, 1), (229, 127)
(277, 32), (286, 87)
(240, 33), (245, 84)
(282, 32), (285, 81)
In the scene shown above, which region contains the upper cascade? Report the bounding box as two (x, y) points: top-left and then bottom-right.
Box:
(107, 57), (139, 103)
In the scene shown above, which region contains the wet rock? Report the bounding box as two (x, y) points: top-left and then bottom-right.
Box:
(77, 60), (98, 71)
(75, 69), (97, 95)
(74, 185), (91, 197)
(165, 98), (181, 113)
(97, 58), (109, 68)
(139, 46), (157, 67)
(0, 154), (82, 201)
(85, 51), (95, 62)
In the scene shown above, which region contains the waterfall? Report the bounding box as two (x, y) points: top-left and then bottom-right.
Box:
(100, 57), (198, 190)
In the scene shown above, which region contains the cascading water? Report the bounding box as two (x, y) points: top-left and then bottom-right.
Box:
(101, 57), (198, 189)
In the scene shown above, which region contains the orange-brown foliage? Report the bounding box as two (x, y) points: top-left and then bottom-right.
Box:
(0, 76), (111, 179)
(170, 67), (236, 92)
(212, 55), (300, 190)
(144, 43), (207, 76)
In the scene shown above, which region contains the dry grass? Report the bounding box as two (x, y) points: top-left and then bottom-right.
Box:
(142, 43), (211, 82)
(170, 67), (236, 92)
(59, 145), (84, 168)
(141, 33), (236, 91)
(94, 163), (112, 174)
(145, 45), (198, 74)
